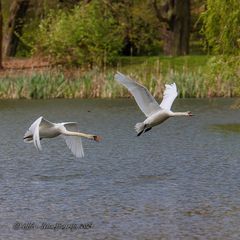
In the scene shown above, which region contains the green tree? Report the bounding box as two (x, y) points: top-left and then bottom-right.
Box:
(108, 0), (192, 56)
(35, 1), (123, 67)
(0, 0), (3, 68)
(201, 0), (240, 54)
(201, 0), (240, 97)
(103, 0), (161, 56)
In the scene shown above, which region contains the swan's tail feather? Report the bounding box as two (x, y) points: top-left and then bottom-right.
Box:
(135, 122), (145, 136)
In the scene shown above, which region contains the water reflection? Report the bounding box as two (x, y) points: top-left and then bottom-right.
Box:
(211, 123), (240, 133)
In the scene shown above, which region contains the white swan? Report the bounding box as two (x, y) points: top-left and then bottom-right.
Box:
(115, 72), (193, 136)
(24, 116), (101, 158)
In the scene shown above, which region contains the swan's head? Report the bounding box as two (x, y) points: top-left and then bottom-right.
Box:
(23, 130), (33, 142)
(187, 111), (194, 116)
(93, 135), (102, 142)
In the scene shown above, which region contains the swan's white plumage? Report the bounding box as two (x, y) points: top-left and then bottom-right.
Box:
(31, 116), (43, 151)
(24, 117), (99, 158)
(159, 83), (178, 110)
(28, 117), (55, 151)
(115, 71), (161, 117)
(114, 72), (192, 136)
(61, 123), (84, 158)
(115, 72), (178, 113)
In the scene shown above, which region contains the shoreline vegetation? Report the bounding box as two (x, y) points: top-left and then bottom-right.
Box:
(0, 55), (238, 99)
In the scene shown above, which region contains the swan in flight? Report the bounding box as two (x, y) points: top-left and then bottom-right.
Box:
(115, 72), (193, 136)
(24, 116), (101, 158)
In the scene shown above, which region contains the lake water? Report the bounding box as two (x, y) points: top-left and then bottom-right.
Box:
(1, 98), (240, 240)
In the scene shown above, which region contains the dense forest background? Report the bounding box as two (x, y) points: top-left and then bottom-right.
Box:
(1, 0), (205, 62)
(0, 0), (239, 99)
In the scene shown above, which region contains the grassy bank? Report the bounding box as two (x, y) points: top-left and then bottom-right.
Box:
(0, 55), (238, 99)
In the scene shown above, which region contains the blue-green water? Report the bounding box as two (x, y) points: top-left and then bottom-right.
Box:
(1, 98), (240, 239)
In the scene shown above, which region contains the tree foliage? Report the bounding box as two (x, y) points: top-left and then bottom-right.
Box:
(201, 0), (240, 54)
(0, 0), (2, 68)
(1, 0), (211, 63)
(35, 1), (123, 66)
(201, 0), (240, 95)
(108, 1), (162, 55)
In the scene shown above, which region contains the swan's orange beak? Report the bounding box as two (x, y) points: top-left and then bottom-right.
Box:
(188, 111), (194, 116)
(93, 136), (102, 142)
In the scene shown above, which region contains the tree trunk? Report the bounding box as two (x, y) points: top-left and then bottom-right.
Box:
(153, 0), (190, 56)
(173, 0), (190, 55)
(4, 0), (30, 57)
(0, 0), (3, 68)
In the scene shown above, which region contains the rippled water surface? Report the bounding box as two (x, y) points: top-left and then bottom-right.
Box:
(1, 98), (240, 239)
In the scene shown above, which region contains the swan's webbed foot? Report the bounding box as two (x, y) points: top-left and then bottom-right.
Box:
(144, 127), (152, 133)
(137, 124), (147, 137)
(137, 125), (152, 136)
(137, 130), (144, 136)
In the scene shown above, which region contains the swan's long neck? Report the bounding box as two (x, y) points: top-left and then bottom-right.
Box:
(64, 130), (95, 140)
(170, 112), (189, 117)
(63, 130), (101, 141)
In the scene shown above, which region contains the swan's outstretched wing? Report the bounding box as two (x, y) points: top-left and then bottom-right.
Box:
(115, 72), (161, 117)
(62, 123), (84, 158)
(28, 117), (42, 150)
(159, 83), (178, 110)
(28, 117), (54, 132)
(27, 116), (55, 151)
